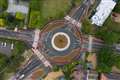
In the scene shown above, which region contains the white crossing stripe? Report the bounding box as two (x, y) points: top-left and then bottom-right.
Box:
(32, 29), (40, 49)
(88, 35), (93, 52)
(64, 15), (82, 28)
(32, 48), (52, 68)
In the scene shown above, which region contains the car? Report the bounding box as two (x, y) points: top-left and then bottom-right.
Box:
(19, 74), (25, 79)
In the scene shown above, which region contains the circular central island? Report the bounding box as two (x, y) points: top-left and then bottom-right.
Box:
(51, 32), (70, 51)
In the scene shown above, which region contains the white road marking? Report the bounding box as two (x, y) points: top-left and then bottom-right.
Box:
(88, 35), (93, 52)
(32, 29), (40, 49)
(64, 15), (82, 28)
(32, 48), (52, 68)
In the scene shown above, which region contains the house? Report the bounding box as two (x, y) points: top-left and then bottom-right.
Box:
(91, 0), (117, 26)
(7, 0), (29, 14)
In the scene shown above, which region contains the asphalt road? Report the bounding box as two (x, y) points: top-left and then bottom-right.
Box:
(15, 56), (43, 80)
(72, 0), (91, 21)
(14, 0), (94, 78)
(0, 29), (34, 42)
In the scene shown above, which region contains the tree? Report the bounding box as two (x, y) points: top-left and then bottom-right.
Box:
(0, 0), (8, 11)
(113, 1), (120, 13)
(96, 29), (120, 45)
(62, 61), (85, 80)
(82, 19), (94, 35)
(96, 47), (115, 73)
(113, 54), (120, 69)
(52, 61), (85, 80)
(6, 14), (24, 29)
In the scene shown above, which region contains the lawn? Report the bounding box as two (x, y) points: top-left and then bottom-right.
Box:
(29, 0), (72, 28)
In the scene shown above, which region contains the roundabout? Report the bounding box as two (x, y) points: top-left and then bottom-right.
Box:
(39, 20), (83, 65)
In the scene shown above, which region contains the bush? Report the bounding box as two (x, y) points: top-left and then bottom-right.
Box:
(29, 11), (42, 28)
(15, 12), (25, 20)
(72, 0), (82, 6)
(82, 19), (94, 34)
(113, 54), (120, 69)
(0, 18), (6, 27)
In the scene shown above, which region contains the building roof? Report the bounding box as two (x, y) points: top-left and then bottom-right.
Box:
(7, 5), (29, 14)
(91, 0), (116, 26)
(7, 0), (29, 14)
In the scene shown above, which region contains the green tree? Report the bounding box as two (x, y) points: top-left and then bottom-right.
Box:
(0, 0), (8, 11)
(62, 61), (85, 80)
(113, 1), (120, 13)
(96, 47), (115, 73)
(82, 19), (94, 34)
(96, 29), (120, 45)
(113, 54), (120, 69)
(52, 61), (85, 80)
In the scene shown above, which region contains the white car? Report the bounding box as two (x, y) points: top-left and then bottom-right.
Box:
(19, 74), (25, 79)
